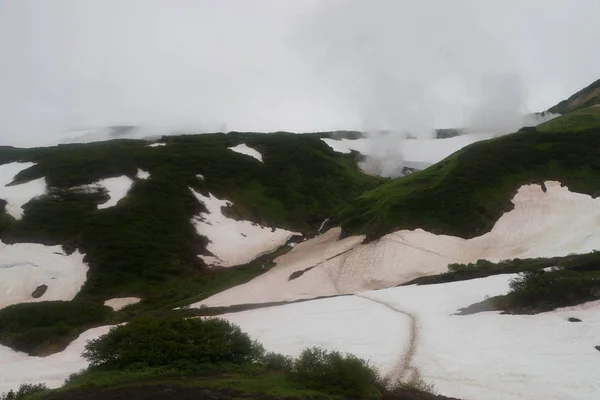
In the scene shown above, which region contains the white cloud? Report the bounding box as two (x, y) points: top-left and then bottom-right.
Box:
(0, 0), (598, 146)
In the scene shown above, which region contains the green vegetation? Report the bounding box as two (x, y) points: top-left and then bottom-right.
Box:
(537, 106), (600, 133)
(289, 347), (381, 399)
(0, 384), (48, 400)
(0, 301), (111, 355)
(52, 316), (389, 399)
(503, 268), (600, 313)
(337, 126), (600, 239)
(447, 252), (600, 314)
(83, 316), (264, 369)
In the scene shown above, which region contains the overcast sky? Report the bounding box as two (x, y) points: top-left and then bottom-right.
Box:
(0, 0), (599, 146)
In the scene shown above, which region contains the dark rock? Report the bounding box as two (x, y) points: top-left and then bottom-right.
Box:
(568, 317), (582, 322)
(31, 284), (48, 299)
(595, 346), (600, 352)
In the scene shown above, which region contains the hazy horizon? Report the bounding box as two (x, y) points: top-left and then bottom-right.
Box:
(1, 0), (599, 146)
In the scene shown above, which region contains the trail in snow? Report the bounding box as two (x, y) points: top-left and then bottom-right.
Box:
(356, 293), (420, 383)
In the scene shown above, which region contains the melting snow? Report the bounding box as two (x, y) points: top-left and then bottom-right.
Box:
(190, 189), (298, 267)
(104, 297), (141, 311)
(0, 162), (47, 219)
(147, 142), (166, 147)
(136, 169), (150, 180)
(228, 144), (263, 162)
(96, 176), (134, 209)
(197, 181), (600, 307)
(0, 325), (113, 393)
(0, 242), (89, 310)
(220, 274), (600, 400)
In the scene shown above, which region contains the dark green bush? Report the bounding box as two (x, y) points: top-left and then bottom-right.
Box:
(261, 351), (294, 372)
(288, 347), (381, 399)
(508, 269), (600, 311)
(0, 301), (111, 355)
(83, 316), (265, 369)
(0, 383), (48, 400)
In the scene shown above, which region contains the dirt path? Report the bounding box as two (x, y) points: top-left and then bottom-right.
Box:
(355, 293), (420, 383)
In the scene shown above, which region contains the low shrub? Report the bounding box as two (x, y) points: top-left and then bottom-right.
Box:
(508, 269), (600, 311)
(0, 301), (111, 355)
(287, 347), (381, 399)
(0, 383), (48, 400)
(83, 316), (265, 369)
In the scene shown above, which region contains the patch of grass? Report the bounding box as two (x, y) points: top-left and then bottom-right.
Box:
(0, 301), (111, 355)
(337, 127), (600, 239)
(537, 106), (600, 133)
(547, 79), (600, 115)
(405, 251), (600, 286)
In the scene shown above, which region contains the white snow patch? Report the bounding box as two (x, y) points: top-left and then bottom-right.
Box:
(147, 142), (166, 147)
(196, 173), (205, 180)
(0, 162), (47, 219)
(196, 181), (600, 307)
(103, 297), (141, 311)
(136, 169), (150, 180)
(222, 295), (407, 377)
(321, 133), (494, 166)
(228, 144), (263, 162)
(190, 189), (299, 267)
(0, 325), (113, 393)
(0, 242), (89, 310)
(219, 275), (600, 400)
(96, 176), (135, 209)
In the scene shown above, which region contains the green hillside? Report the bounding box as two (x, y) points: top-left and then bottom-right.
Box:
(336, 115), (600, 239)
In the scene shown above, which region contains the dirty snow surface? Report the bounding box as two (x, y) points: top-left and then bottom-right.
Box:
(0, 162), (47, 219)
(104, 297), (142, 311)
(0, 242), (89, 310)
(197, 181), (600, 307)
(191, 189), (298, 267)
(321, 133), (494, 166)
(221, 274), (600, 400)
(228, 143), (263, 162)
(0, 325), (113, 393)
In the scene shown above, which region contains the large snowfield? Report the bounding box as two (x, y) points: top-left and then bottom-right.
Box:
(196, 181), (600, 307)
(190, 189), (299, 267)
(0, 242), (89, 310)
(221, 274), (600, 400)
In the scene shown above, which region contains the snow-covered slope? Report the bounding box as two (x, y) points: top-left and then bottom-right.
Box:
(321, 133), (495, 165)
(228, 143), (263, 162)
(0, 242), (89, 310)
(196, 181), (600, 307)
(0, 162), (47, 219)
(221, 274), (600, 400)
(0, 325), (112, 393)
(191, 189), (299, 267)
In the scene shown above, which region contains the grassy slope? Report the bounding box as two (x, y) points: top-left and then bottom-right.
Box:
(336, 115), (600, 239)
(537, 105), (600, 133)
